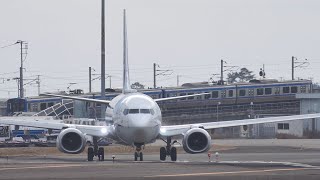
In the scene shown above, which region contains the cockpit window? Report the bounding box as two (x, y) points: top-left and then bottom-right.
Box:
(140, 109), (150, 114)
(123, 109), (129, 115)
(129, 109), (139, 114)
(123, 109), (155, 115)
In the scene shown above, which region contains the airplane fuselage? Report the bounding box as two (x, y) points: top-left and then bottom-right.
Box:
(106, 92), (162, 146)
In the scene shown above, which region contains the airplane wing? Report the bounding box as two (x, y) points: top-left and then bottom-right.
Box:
(159, 113), (320, 137)
(154, 92), (210, 102)
(0, 116), (113, 137)
(43, 94), (111, 104)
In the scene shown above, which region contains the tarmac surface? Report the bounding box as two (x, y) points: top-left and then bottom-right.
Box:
(0, 139), (320, 180)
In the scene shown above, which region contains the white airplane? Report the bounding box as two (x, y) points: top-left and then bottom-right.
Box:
(1, 9), (320, 162)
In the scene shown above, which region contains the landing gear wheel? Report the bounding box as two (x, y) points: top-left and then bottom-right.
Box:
(87, 147), (94, 161)
(160, 147), (166, 161)
(134, 152), (138, 161)
(139, 152), (143, 161)
(170, 147), (177, 161)
(98, 147), (104, 161)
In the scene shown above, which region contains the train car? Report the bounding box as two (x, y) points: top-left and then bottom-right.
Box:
(161, 79), (312, 105)
(5, 79), (312, 114)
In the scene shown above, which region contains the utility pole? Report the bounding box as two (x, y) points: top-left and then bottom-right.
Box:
(220, 59), (224, 85)
(89, 67), (92, 93)
(292, 56), (295, 80)
(36, 75), (40, 95)
(291, 56), (309, 81)
(153, 63), (156, 88)
(153, 63), (173, 89)
(17, 40), (28, 98)
(177, 75), (180, 87)
(100, 0), (106, 119)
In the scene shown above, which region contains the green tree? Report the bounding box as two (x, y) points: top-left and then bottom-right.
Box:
(227, 68), (255, 83)
(131, 82), (145, 89)
(238, 68), (255, 82)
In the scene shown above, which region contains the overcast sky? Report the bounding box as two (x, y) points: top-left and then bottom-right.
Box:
(0, 0), (320, 98)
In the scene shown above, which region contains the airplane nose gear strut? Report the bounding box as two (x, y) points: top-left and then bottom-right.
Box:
(134, 144), (144, 161)
(87, 137), (105, 161)
(160, 137), (177, 161)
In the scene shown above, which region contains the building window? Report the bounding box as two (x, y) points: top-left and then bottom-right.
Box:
(291, 86), (298, 93)
(228, 90), (234, 97)
(212, 91), (219, 98)
(278, 123), (289, 130)
(256, 88), (264, 95)
(265, 88), (272, 95)
(239, 89), (246, 96)
(283, 87), (290, 93)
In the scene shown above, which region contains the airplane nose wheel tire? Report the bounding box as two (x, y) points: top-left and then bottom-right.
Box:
(134, 151), (144, 161)
(134, 152), (138, 161)
(87, 147), (94, 161)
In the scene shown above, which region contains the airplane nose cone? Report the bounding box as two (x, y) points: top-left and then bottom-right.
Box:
(128, 115), (155, 127)
(127, 115), (159, 143)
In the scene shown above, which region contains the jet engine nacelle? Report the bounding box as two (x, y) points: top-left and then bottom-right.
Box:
(182, 128), (211, 154)
(56, 128), (86, 154)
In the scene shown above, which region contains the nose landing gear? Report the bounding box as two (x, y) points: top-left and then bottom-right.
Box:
(134, 144), (144, 161)
(160, 137), (177, 161)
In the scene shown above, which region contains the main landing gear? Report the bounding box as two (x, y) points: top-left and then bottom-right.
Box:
(134, 144), (143, 161)
(87, 137), (105, 161)
(160, 137), (177, 161)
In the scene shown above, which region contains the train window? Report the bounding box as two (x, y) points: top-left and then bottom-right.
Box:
(300, 86), (306, 93)
(179, 93), (187, 100)
(228, 90), (234, 97)
(265, 88), (272, 95)
(283, 87), (290, 93)
(274, 87), (280, 94)
(204, 92), (211, 99)
(248, 89), (254, 96)
(221, 90), (226, 98)
(291, 86), (298, 93)
(48, 102), (54, 107)
(32, 104), (38, 112)
(256, 88), (264, 95)
(212, 91), (219, 98)
(40, 103), (47, 110)
(187, 93), (194, 100)
(239, 89), (246, 96)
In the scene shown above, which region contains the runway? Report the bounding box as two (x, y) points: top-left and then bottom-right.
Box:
(0, 141), (320, 179)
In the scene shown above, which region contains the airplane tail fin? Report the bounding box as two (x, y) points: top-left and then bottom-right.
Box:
(122, 9), (136, 94)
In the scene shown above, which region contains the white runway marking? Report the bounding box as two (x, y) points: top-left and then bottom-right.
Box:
(145, 167), (320, 178)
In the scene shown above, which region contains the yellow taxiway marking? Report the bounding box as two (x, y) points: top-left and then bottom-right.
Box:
(145, 167), (320, 178)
